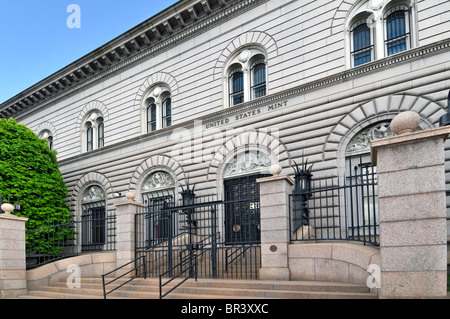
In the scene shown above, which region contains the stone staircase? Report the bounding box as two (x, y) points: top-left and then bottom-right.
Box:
(16, 277), (377, 299)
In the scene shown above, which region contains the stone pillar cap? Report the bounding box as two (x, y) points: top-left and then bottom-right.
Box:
(389, 111), (421, 135)
(371, 125), (450, 165)
(256, 174), (294, 185)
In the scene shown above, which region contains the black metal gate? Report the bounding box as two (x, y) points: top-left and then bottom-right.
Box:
(224, 174), (269, 244)
(135, 178), (264, 281)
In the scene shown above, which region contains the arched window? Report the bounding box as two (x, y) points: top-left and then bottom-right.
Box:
(39, 130), (54, 150)
(147, 99), (157, 132)
(98, 118), (104, 148)
(86, 122), (94, 152)
(385, 6), (410, 56)
(345, 0), (415, 68)
(82, 111), (105, 152)
(81, 185), (107, 252)
(143, 85), (172, 133)
(251, 60), (266, 99)
(351, 20), (373, 66)
(229, 67), (244, 106)
(47, 136), (54, 151)
(141, 170), (176, 247)
(225, 48), (267, 107)
(162, 95), (172, 129)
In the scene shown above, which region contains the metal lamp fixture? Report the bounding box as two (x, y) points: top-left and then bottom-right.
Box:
(293, 158), (314, 196)
(292, 158), (314, 229)
(0, 195), (24, 215)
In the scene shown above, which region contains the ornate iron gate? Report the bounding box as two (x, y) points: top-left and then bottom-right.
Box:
(224, 174), (269, 244)
(135, 178), (264, 280)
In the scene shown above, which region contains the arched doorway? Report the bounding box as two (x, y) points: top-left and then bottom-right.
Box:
(344, 121), (393, 241)
(81, 185), (107, 252)
(222, 150), (272, 244)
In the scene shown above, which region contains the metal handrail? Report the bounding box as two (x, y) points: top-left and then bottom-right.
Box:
(159, 251), (197, 299)
(225, 245), (251, 272)
(102, 255), (147, 299)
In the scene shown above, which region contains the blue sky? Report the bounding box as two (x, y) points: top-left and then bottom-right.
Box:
(0, 0), (179, 104)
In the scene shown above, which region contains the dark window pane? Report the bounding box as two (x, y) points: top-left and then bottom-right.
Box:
(386, 10), (407, 55)
(352, 23), (372, 66)
(147, 103), (157, 132)
(229, 71), (244, 106)
(252, 63), (266, 99)
(162, 97), (172, 128)
(87, 125), (93, 151)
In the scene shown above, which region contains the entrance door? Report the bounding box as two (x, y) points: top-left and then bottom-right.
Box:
(223, 174), (269, 244)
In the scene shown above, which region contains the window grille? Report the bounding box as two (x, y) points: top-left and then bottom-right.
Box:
(385, 9), (409, 56)
(81, 201), (107, 252)
(147, 103), (157, 132)
(162, 97), (172, 128)
(251, 62), (266, 99)
(86, 124), (93, 151)
(224, 174), (269, 244)
(98, 120), (104, 148)
(229, 69), (244, 106)
(352, 23), (373, 66)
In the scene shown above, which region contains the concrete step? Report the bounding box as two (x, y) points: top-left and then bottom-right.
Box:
(16, 277), (377, 299)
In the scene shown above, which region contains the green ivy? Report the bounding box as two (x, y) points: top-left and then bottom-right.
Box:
(0, 118), (73, 255)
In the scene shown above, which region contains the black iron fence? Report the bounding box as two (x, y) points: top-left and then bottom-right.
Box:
(290, 157), (379, 246)
(26, 209), (116, 269)
(135, 195), (261, 284)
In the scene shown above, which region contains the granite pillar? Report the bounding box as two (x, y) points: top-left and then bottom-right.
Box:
(371, 123), (450, 298)
(0, 205), (29, 298)
(257, 174), (294, 281)
(114, 192), (146, 278)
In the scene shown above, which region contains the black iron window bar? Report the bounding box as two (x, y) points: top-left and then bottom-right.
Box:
(26, 208), (116, 269)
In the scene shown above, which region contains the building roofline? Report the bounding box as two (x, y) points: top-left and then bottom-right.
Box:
(0, 0), (243, 118)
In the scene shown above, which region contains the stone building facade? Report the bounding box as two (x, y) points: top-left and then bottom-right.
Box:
(1, 0), (450, 238)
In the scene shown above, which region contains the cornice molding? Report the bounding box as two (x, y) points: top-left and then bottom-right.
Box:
(1, 1), (449, 120)
(58, 38), (450, 167)
(201, 38), (450, 123)
(0, 0), (265, 119)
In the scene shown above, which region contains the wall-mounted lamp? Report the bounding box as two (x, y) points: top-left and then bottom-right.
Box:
(0, 195), (23, 216)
